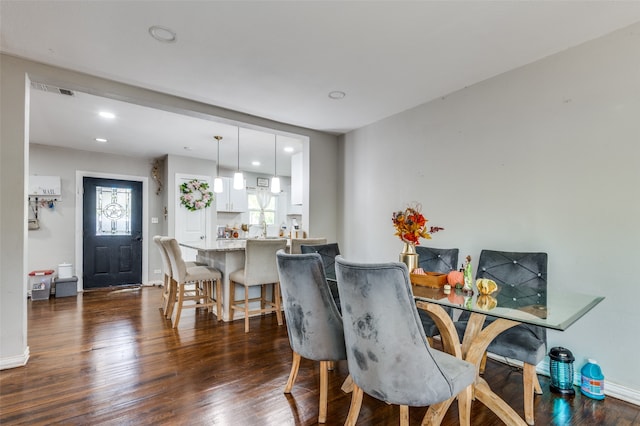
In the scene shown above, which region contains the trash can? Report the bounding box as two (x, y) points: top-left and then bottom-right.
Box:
(54, 276), (78, 298)
(29, 270), (54, 300)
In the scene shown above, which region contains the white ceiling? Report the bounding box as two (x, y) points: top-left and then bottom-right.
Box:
(3, 1), (640, 173)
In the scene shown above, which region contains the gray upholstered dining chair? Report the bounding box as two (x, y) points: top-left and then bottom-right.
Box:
(415, 246), (459, 345)
(229, 238), (287, 332)
(454, 249), (547, 425)
(276, 250), (347, 423)
(335, 256), (475, 426)
(290, 237), (327, 254)
(300, 242), (341, 312)
(161, 237), (222, 328)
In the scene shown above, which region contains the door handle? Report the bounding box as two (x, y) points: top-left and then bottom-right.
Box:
(133, 235), (143, 242)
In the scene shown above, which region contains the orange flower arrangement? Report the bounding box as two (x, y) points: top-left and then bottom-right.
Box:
(392, 204), (443, 246)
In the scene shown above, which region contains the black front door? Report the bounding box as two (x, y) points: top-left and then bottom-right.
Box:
(83, 177), (142, 288)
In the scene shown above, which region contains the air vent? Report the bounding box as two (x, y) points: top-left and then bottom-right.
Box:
(30, 82), (75, 96)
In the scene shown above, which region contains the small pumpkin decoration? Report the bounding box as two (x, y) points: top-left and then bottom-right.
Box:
(447, 270), (464, 286)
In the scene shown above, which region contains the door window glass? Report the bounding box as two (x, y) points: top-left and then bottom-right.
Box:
(96, 186), (132, 235)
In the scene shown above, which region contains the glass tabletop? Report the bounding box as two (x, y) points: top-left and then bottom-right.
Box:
(411, 284), (604, 331)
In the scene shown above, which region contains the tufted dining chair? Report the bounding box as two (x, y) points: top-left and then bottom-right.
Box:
(415, 246), (459, 345)
(454, 250), (547, 425)
(276, 250), (346, 423)
(300, 242), (341, 312)
(335, 256), (475, 426)
(290, 237), (327, 254)
(229, 238), (287, 332)
(161, 237), (222, 328)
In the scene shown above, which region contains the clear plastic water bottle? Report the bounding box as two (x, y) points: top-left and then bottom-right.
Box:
(580, 359), (605, 400)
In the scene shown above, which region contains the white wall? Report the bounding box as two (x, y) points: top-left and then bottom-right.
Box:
(340, 23), (640, 397)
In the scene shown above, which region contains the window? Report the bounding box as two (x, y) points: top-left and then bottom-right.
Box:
(247, 190), (277, 225)
(95, 186), (132, 235)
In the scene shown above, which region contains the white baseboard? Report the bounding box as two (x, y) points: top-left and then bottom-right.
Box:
(488, 353), (640, 406)
(0, 346), (30, 370)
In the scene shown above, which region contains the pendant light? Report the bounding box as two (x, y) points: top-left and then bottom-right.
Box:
(213, 136), (224, 193)
(271, 134), (281, 194)
(233, 127), (244, 190)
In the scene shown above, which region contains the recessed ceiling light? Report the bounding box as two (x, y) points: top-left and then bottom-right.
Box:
(252, 161), (261, 166)
(284, 147), (294, 153)
(328, 91), (346, 100)
(183, 146), (192, 151)
(149, 25), (177, 43)
(95, 138), (107, 143)
(99, 111), (115, 119)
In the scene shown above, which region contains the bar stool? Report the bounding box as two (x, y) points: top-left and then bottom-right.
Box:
(229, 238), (287, 332)
(161, 237), (222, 328)
(290, 237), (326, 254)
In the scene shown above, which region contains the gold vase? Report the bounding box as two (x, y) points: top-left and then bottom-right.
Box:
(399, 242), (419, 273)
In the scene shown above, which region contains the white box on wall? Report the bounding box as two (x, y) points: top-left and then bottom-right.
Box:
(29, 175), (61, 196)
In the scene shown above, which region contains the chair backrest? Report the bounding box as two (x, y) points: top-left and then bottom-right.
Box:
(243, 239), (287, 285)
(300, 243), (340, 280)
(290, 237), (327, 254)
(276, 250), (346, 361)
(335, 256), (463, 406)
(476, 249), (547, 339)
(153, 235), (172, 276)
(476, 250), (547, 309)
(161, 237), (187, 282)
(415, 246), (459, 274)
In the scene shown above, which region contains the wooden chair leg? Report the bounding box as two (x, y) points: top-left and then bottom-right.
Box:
(261, 284), (267, 312)
(165, 278), (177, 319)
(229, 280), (236, 321)
(427, 336), (434, 347)
(160, 274), (169, 309)
(399, 405), (409, 426)
(341, 375), (354, 393)
(523, 362), (536, 425)
(344, 383), (364, 426)
(319, 360), (329, 423)
(172, 283), (184, 329)
(533, 370), (543, 395)
(215, 278), (222, 321)
(244, 284), (250, 333)
(284, 352), (301, 393)
(274, 282), (283, 326)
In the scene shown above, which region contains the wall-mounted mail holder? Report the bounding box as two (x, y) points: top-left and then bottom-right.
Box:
(28, 175), (62, 230)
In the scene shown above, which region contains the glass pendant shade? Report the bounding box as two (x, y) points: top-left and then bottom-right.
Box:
(233, 171), (244, 190)
(213, 177), (224, 193)
(270, 176), (280, 194)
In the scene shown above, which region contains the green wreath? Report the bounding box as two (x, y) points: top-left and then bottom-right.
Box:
(179, 179), (213, 211)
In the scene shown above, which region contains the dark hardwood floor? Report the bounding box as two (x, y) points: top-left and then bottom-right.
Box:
(1, 286), (638, 425)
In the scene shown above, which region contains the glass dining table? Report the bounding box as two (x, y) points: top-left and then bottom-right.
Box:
(411, 283), (604, 426)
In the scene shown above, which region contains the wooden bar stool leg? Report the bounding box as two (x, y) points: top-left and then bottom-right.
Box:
(244, 284), (250, 333)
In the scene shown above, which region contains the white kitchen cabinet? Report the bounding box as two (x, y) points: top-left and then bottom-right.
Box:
(215, 177), (247, 212)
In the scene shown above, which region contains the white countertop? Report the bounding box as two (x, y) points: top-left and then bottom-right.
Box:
(180, 238), (289, 252)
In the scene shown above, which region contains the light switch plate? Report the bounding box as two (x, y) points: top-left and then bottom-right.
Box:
(151, 217), (159, 224)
